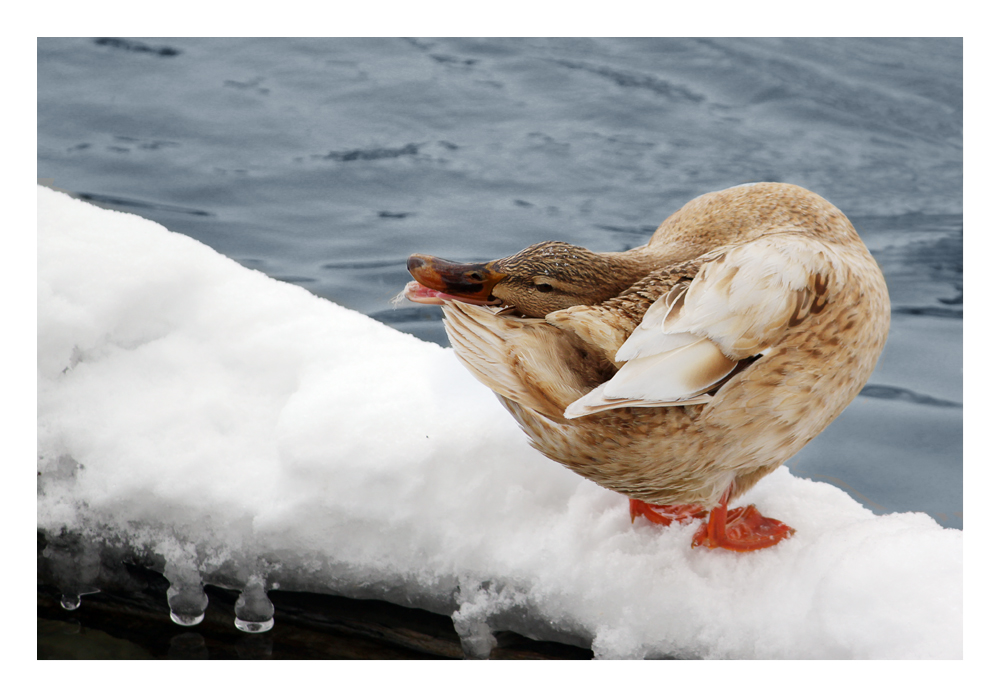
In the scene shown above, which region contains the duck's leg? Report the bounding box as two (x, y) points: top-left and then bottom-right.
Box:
(690, 486), (795, 551)
(629, 499), (707, 525)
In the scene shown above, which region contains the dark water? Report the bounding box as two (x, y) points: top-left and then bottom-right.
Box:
(37, 38), (962, 531)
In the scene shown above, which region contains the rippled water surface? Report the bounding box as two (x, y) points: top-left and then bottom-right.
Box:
(37, 37), (962, 527)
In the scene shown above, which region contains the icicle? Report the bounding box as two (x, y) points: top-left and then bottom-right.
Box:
(164, 560), (209, 626)
(452, 579), (498, 659)
(453, 614), (497, 659)
(234, 576), (275, 633)
(40, 531), (102, 612)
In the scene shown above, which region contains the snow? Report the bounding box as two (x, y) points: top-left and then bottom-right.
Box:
(37, 185), (961, 659)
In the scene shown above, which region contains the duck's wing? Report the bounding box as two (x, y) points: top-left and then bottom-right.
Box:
(442, 301), (613, 421)
(564, 235), (834, 418)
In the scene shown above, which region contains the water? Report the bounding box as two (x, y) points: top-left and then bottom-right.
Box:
(37, 38), (961, 531)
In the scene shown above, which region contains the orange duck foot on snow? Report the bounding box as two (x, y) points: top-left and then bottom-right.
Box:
(629, 499), (707, 525)
(630, 490), (795, 552)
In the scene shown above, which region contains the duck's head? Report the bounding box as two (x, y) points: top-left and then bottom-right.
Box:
(405, 241), (648, 318)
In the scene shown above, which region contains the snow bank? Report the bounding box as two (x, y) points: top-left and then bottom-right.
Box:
(36, 186), (961, 659)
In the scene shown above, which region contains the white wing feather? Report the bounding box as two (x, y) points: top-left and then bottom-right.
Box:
(565, 235), (834, 419)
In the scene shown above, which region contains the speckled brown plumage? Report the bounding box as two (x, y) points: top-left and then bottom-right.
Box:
(433, 183), (891, 511)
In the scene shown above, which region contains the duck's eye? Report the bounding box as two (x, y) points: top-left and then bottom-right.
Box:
(535, 282), (554, 293)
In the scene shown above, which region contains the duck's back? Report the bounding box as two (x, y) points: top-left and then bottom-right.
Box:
(644, 182), (869, 262)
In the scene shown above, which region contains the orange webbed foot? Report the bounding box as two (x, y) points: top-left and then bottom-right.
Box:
(691, 493), (795, 552)
(629, 499), (707, 526)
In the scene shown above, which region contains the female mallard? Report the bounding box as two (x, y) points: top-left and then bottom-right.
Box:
(403, 183), (890, 551)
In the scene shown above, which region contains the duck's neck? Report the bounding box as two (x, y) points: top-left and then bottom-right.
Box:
(600, 244), (679, 285)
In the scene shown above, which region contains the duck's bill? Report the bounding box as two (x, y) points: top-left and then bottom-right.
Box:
(402, 280), (501, 306)
(404, 253), (506, 305)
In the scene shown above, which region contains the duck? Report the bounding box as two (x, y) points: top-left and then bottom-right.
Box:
(403, 182), (890, 551)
